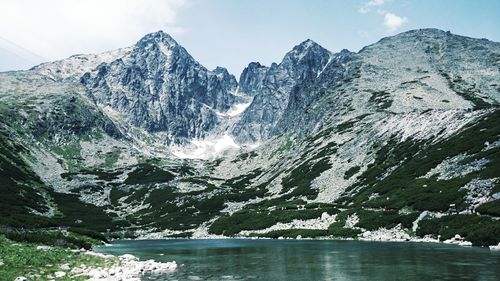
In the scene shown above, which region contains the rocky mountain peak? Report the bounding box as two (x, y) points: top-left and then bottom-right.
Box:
(80, 31), (240, 144)
(238, 62), (269, 96)
(283, 39), (331, 63)
(137, 30), (179, 49)
(232, 39), (334, 143)
(213, 66), (229, 74)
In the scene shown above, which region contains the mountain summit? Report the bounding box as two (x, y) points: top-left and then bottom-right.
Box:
(80, 31), (239, 143)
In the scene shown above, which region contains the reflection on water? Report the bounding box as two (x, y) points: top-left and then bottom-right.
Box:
(95, 239), (500, 281)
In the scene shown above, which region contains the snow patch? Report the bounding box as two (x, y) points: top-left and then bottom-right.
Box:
(171, 134), (240, 159)
(216, 102), (252, 117)
(226, 102), (252, 117)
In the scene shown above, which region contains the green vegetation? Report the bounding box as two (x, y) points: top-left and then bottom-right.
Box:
(102, 147), (122, 168)
(280, 135), (293, 152)
(209, 204), (338, 236)
(344, 166), (360, 180)
(51, 191), (130, 232)
(281, 157), (332, 199)
(166, 232), (194, 238)
(0, 128), (56, 229)
(340, 109), (500, 214)
(0, 235), (117, 281)
(328, 222), (362, 238)
(1, 229), (105, 250)
(332, 110), (500, 245)
(61, 168), (122, 181)
(439, 71), (491, 109)
(355, 210), (418, 230)
(334, 114), (372, 133)
(251, 229), (329, 239)
(232, 151), (258, 162)
(417, 215), (500, 246)
(124, 163), (175, 184)
(476, 200), (500, 216)
(368, 90), (393, 110)
(51, 142), (82, 166)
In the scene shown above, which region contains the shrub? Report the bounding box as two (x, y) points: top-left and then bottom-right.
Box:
(328, 222), (361, 238)
(476, 200), (500, 217)
(356, 210), (418, 230)
(254, 229), (329, 239)
(417, 214), (500, 246)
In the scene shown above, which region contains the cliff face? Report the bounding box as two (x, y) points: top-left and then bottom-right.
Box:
(232, 39), (334, 143)
(80, 31), (240, 144)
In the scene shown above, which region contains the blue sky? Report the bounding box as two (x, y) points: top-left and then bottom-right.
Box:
(0, 0), (499, 75)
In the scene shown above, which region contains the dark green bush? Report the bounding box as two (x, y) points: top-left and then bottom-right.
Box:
(209, 207), (331, 236)
(344, 166), (360, 179)
(476, 200), (500, 217)
(328, 222), (361, 238)
(356, 210), (419, 230)
(124, 163), (175, 184)
(4, 231), (93, 249)
(417, 214), (500, 246)
(254, 229), (329, 239)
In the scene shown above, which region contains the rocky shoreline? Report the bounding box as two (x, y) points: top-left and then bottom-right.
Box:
(134, 222), (500, 250)
(13, 235), (499, 281)
(13, 250), (177, 281)
(74, 252), (177, 281)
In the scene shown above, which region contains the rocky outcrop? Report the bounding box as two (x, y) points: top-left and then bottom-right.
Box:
(238, 62), (268, 97)
(233, 39), (333, 143)
(273, 49), (354, 136)
(81, 31), (240, 144)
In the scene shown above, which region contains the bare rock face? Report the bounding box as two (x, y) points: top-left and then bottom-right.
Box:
(237, 29), (500, 142)
(233, 39), (334, 143)
(238, 62), (268, 97)
(81, 31), (240, 144)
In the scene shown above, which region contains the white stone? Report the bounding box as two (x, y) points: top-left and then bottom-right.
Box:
(36, 245), (52, 251)
(119, 254), (139, 261)
(489, 243), (500, 251)
(54, 271), (66, 278)
(60, 263), (70, 271)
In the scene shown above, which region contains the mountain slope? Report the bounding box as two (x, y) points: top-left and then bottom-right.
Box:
(233, 39), (334, 143)
(0, 28), (499, 246)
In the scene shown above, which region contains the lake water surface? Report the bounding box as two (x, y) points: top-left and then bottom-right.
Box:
(95, 239), (500, 281)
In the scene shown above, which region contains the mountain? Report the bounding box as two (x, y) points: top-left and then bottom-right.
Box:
(0, 28), (499, 246)
(80, 31), (241, 144)
(233, 39), (334, 143)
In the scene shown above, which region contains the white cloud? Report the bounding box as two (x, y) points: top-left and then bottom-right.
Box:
(358, 0), (387, 14)
(383, 12), (408, 32)
(357, 0), (408, 33)
(0, 0), (187, 64)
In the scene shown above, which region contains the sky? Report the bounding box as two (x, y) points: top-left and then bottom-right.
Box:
(0, 0), (499, 76)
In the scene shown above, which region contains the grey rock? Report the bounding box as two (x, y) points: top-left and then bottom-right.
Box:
(238, 62), (268, 97)
(81, 31), (240, 144)
(233, 39), (333, 142)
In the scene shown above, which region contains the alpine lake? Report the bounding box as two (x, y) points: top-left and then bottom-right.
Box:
(95, 239), (500, 281)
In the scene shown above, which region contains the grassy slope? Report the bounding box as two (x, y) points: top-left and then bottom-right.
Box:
(0, 234), (116, 281)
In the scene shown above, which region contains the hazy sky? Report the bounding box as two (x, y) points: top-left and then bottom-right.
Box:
(0, 0), (499, 76)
